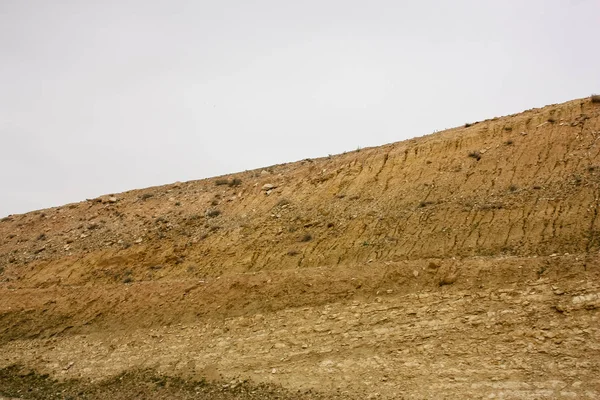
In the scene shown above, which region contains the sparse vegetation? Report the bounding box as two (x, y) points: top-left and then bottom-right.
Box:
(140, 193), (153, 200)
(468, 151), (481, 161)
(464, 123), (472, 128)
(2, 96), (599, 400)
(591, 94), (600, 103)
(299, 233), (312, 242)
(547, 117), (556, 123)
(206, 210), (221, 218)
(187, 214), (201, 221)
(228, 178), (242, 187)
(479, 203), (504, 210)
(504, 126), (513, 131)
(215, 179), (229, 186)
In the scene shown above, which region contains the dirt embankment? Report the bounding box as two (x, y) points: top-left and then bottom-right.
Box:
(1, 97), (600, 399)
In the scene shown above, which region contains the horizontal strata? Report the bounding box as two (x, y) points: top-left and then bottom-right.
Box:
(1, 97), (599, 399)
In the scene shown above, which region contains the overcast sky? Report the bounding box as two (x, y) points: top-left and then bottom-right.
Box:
(1, 0), (599, 216)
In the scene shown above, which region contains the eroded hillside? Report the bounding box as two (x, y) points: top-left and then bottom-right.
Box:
(1, 97), (599, 399)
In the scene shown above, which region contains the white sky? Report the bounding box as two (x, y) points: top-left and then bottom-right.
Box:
(1, 0), (599, 216)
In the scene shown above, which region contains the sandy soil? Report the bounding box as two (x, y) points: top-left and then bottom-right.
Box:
(1, 97), (600, 399)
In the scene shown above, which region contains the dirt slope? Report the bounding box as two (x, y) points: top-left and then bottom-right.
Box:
(1, 97), (600, 399)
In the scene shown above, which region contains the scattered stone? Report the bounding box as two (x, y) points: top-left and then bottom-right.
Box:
(108, 197), (118, 203)
(134, 238), (143, 244)
(262, 183), (276, 191)
(439, 271), (457, 286)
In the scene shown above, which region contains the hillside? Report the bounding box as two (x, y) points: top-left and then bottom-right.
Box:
(1, 97), (600, 399)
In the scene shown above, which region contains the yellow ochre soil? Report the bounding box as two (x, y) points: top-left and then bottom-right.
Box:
(1, 97), (599, 399)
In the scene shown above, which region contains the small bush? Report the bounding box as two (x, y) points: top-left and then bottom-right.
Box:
(547, 117), (556, 123)
(479, 203), (504, 210)
(123, 277), (133, 284)
(464, 123), (472, 128)
(591, 94), (600, 103)
(206, 210), (221, 218)
(215, 179), (229, 186)
(299, 233), (312, 242)
(140, 193), (153, 200)
(504, 139), (514, 145)
(418, 200), (435, 208)
(37, 233), (46, 241)
(508, 184), (518, 192)
(468, 151), (481, 161)
(504, 126), (513, 131)
(228, 178), (242, 187)
(187, 214), (201, 221)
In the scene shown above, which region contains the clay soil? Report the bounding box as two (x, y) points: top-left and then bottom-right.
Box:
(1, 97), (600, 399)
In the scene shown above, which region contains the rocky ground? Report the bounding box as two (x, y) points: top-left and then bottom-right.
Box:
(1, 97), (600, 398)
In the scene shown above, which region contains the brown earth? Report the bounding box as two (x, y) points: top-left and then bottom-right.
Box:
(1, 97), (600, 399)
